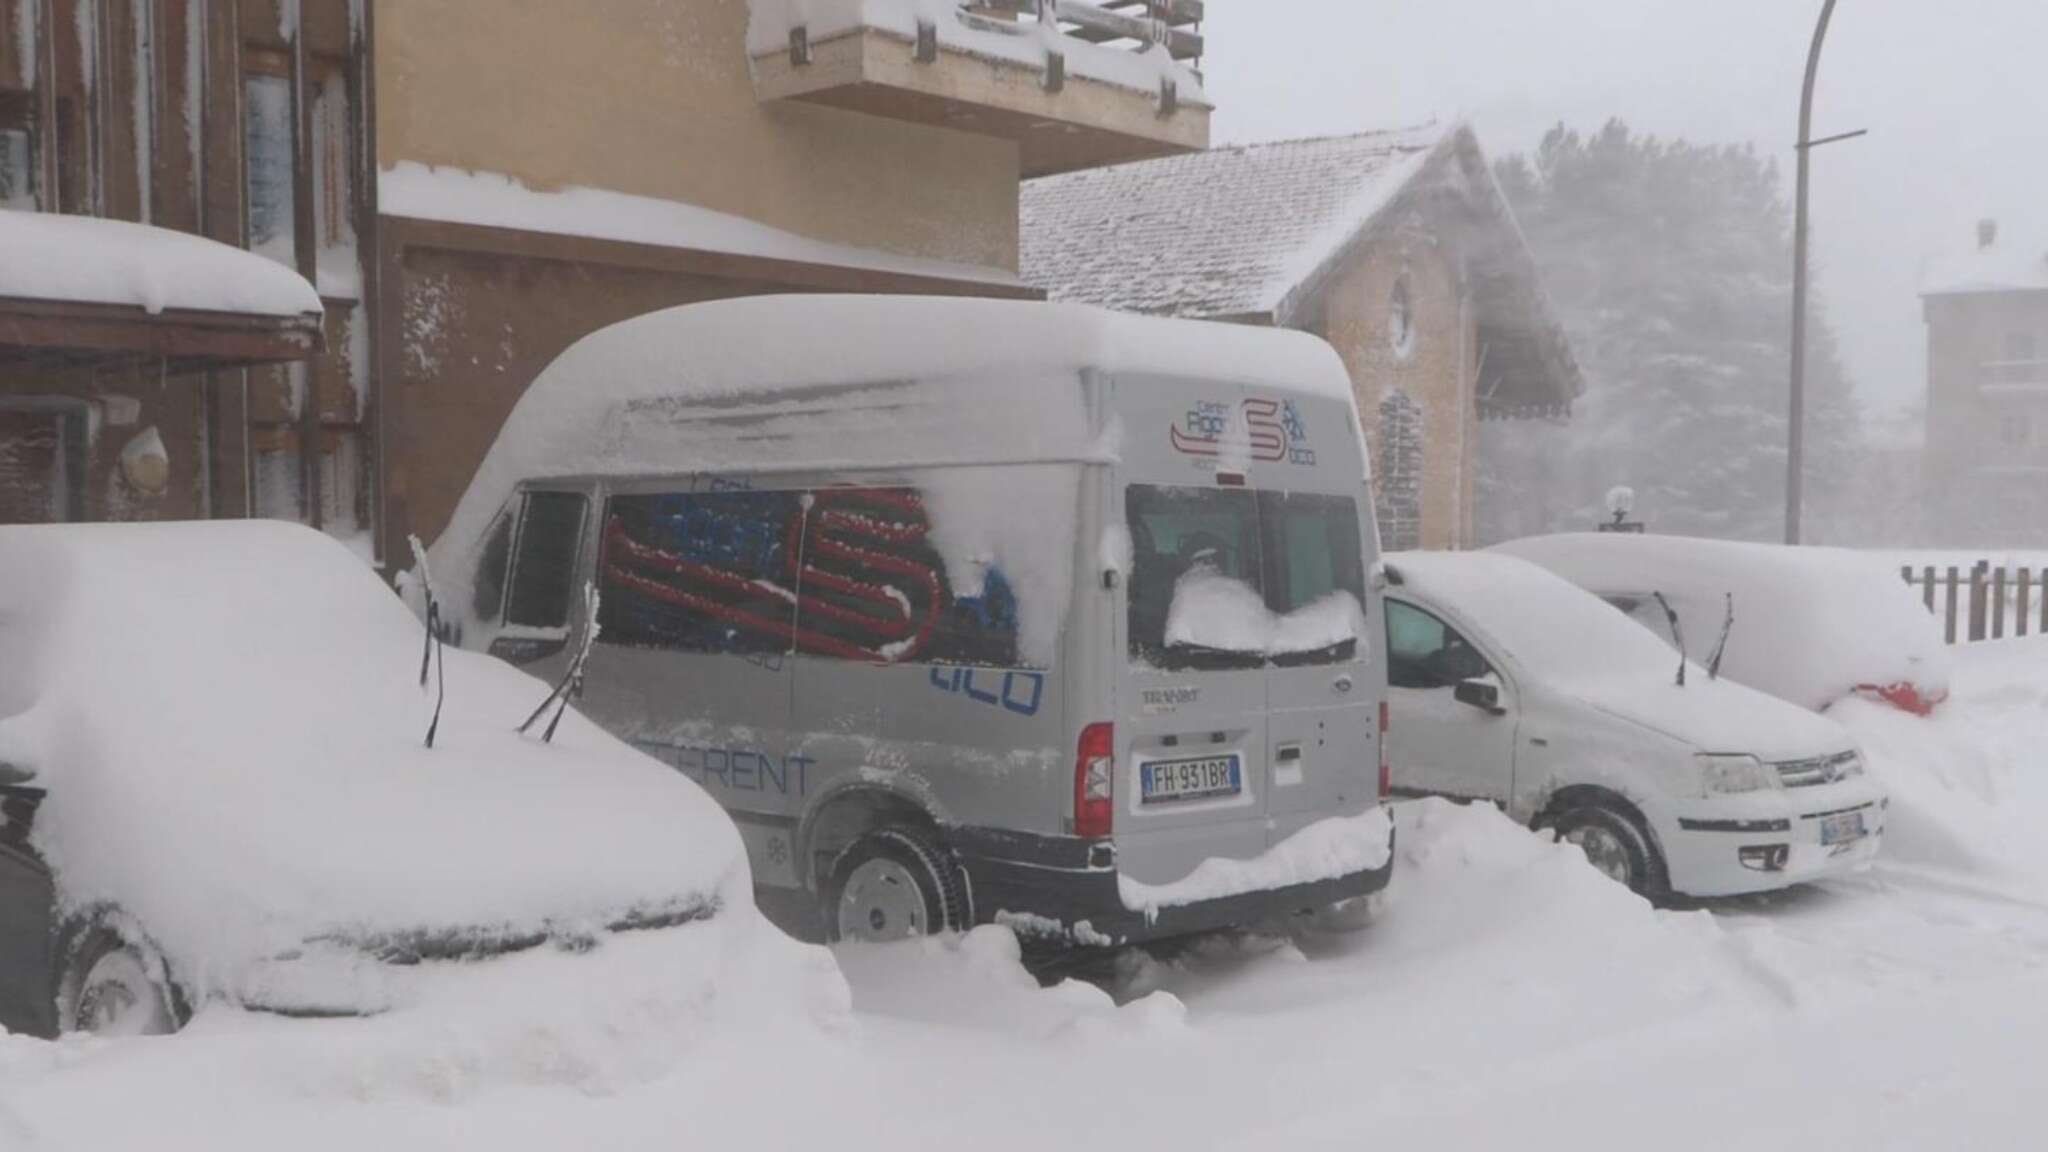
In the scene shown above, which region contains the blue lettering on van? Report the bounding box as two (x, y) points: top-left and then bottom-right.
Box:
(929, 666), (1045, 717)
(634, 740), (815, 796)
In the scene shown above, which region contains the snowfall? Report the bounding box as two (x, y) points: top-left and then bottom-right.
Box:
(5, 634), (2048, 1149)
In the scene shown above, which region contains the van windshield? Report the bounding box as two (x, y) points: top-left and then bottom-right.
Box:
(1126, 485), (1366, 670)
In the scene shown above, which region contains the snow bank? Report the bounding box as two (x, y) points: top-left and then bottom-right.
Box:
(744, 0), (1208, 105)
(1118, 808), (1392, 915)
(0, 210), (322, 316)
(1163, 572), (1364, 657)
(379, 162), (1020, 289)
(0, 521), (752, 1004)
(1496, 533), (1951, 713)
(1828, 636), (2048, 882)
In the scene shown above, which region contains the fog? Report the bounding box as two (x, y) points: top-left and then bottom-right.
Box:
(1204, 0), (2048, 426)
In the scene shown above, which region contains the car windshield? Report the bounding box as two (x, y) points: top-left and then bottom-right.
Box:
(1127, 485), (1366, 670)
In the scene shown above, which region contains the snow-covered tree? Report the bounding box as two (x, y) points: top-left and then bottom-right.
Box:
(1478, 120), (1865, 544)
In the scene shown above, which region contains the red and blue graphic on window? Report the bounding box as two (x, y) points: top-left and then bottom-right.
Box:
(598, 488), (1021, 667)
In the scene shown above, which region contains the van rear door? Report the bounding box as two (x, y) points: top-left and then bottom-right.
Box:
(1257, 489), (1379, 833)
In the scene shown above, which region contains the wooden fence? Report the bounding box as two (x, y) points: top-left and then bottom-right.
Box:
(1902, 562), (2048, 644)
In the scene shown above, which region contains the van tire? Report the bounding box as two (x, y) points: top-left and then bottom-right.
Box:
(1540, 802), (1668, 899)
(824, 826), (970, 943)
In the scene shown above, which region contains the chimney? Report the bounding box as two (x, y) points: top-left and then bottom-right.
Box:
(1979, 218), (1999, 250)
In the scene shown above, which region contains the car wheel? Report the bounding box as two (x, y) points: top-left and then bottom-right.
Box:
(825, 826), (969, 943)
(57, 926), (181, 1037)
(1543, 803), (1668, 898)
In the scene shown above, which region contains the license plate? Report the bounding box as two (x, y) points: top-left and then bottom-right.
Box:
(1819, 811), (1867, 846)
(1140, 755), (1242, 805)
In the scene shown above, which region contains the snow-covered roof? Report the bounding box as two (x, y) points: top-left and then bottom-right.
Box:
(379, 163), (1025, 291)
(1021, 125), (1449, 321)
(1921, 239), (2048, 297)
(0, 209), (323, 317)
(1021, 125), (1584, 414)
(744, 0), (1207, 106)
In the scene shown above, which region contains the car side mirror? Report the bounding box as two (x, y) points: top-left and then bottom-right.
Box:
(0, 760), (33, 787)
(1454, 678), (1506, 716)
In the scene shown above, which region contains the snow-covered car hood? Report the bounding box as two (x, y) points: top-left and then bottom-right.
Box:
(1566, 673), (1856, 763)
(0, 522), (747, 1000)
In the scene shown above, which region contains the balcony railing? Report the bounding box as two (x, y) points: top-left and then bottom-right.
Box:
(1981, 359), (2048, 393)
(749, 0), (1210, 176)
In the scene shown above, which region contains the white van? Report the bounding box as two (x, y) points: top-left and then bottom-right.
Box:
(424, 295), (1394, 948)
(1381, 551), (1886, 898)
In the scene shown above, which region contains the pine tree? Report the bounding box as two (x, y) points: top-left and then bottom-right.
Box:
(1479, 120), (1864, 543)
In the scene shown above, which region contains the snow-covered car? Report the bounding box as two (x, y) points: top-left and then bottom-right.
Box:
(1492, 533), (1950, 715)
(1381, 551), (1887, 898)
(0, 521), (756, 1038)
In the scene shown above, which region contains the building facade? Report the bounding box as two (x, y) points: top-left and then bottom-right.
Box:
(3, 0), (1211, 562)
(1922, 220), (2048, 547)
(1021, 125), (1582, 551)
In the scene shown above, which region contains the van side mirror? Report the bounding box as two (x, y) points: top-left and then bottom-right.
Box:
(1454, 679), (1506, 716)
(0, 761), (33, 787)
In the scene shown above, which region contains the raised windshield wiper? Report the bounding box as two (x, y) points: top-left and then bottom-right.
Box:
(1652, 591), (1687, 688)
(1706, 593), (1734, 680)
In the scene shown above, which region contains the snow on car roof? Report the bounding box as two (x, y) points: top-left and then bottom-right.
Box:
(1385, 549), (1682, 685)
(1493, 533), (1951, 712)
(0, 521), (745, 1000)
(0, 210), (324, 317)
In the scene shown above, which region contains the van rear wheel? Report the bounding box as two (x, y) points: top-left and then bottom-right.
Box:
(826, 827), (969, 943)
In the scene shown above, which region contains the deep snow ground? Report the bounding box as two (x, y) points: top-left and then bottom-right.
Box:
(6, 638), (2048, 1150)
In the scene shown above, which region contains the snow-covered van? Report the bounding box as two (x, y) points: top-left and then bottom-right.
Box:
(426, 295), (1395, 948)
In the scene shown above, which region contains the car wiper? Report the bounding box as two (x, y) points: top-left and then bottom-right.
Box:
(1652, 591), (1687, 688)
(408, 534), (446, 749)
(520, 582), (603, 743)
(1707, 593), (1734, 680)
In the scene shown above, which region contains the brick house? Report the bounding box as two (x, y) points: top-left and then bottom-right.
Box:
(1921, 219), (2048, 545)
(2, 0), (1212, 561)
(1020, 124), (1582, 550)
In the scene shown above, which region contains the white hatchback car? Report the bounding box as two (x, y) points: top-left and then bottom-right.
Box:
(1381, 551), (1887, 899)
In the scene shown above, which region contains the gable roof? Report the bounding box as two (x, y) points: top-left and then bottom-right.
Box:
(1021, 125), (1446, 322)
(1020, 124), (1583, 417)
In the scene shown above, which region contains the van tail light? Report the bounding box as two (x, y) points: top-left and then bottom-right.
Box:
(1075, 722), (1115, 839)
(1377, 701), (1392, 801)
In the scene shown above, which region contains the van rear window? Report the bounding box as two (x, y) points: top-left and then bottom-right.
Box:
(597, 488), (1029, 667)
(1126, 485), (1365, 670)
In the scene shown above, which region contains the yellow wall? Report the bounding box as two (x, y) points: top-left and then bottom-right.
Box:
(376, 0), (1022, 270)
(1316, 219), (1476, 550)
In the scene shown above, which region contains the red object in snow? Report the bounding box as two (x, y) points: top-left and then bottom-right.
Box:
(1853, 681), (1944, 717)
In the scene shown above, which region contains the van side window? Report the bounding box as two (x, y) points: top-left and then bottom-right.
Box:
(599, 491), (803, 655)
(597, 487), (1025, 667)
(1386, 600), (1489, 689)
(471, 508), (515, 622)
(505, 491), (588, 629)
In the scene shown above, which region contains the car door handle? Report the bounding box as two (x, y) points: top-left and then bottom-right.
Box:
(1332, 675), (1354, 695)
(1275, 743), (1303, 763)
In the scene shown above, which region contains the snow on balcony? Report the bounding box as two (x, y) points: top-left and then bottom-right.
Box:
(745, 1), (1210, 176)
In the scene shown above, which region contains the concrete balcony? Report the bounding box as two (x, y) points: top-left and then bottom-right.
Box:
(747, 0), (1210, 177)
(1981, 359), (2048, 396)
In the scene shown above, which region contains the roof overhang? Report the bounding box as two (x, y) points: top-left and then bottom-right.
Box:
(0, 296), (325, 375)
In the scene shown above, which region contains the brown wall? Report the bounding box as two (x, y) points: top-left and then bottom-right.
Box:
(376, 0), (1022, 271)
(1312, 217), (1476, 551)
(0, 365), (208, 523)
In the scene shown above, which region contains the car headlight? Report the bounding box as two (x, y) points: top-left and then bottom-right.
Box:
(1698, 753), (1780, 795)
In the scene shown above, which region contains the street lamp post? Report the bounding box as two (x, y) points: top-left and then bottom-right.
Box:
(1786, 0), (1865, 545)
